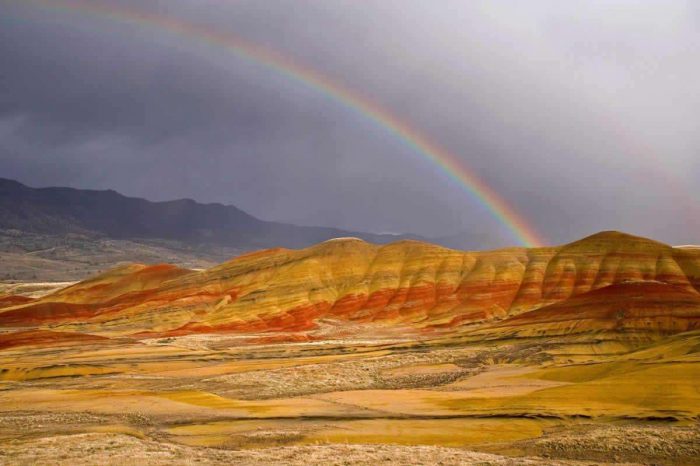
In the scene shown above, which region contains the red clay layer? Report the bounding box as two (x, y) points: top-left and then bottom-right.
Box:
(0, 295), (34, 309)
(490, 281), (700, 334)
(0, 330), (110, 350)
(2, 233), (699, 339)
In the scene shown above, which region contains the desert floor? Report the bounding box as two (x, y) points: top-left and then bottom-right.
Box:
(1, 326), (699, 465)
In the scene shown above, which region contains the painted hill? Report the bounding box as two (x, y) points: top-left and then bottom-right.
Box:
(1, 231), (698, 341)
(475, 281), (700, 339)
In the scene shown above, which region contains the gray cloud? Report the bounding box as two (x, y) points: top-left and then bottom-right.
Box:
(1, 0), (698, 245)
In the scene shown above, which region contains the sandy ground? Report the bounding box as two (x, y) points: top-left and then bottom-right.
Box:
(0, 331), (699, 465)
(0, 433), (640, 466)
(0, 281), (76, 299)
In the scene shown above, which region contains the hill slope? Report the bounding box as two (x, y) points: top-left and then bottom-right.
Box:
(1, 231), (698, 340)
(2, 231), (700, 465)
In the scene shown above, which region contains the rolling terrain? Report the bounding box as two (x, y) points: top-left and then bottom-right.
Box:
(0, 178), (500, 281)
(0, 178), (414, 281)
(1, 231), (699, 465)
(2, 230), (698, 339)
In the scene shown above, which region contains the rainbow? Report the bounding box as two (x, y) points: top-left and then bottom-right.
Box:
(10, 0), (545, 247)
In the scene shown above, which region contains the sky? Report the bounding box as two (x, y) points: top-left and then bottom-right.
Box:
(1, 0), (699, 246)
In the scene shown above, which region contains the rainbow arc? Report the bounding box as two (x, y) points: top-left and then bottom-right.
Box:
(10, 0), (545, 247)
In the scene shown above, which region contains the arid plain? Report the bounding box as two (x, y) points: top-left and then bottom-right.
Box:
(1, 231), (699, 465)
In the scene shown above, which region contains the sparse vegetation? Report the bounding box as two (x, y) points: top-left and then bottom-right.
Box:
(1, 331), (698, 464)
(1, 231), (699, 464)
(0, 229), (238, 281)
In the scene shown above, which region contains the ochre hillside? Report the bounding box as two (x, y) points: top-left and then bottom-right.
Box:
(1, 231), (700, 464)
(0, 231), (698, 340)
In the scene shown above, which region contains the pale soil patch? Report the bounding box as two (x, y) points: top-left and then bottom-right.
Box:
(382, 363), (462, 377)
(300, 418), (549, 447)
(439, 365), (570, 396)
(314, 389), (478, 416)
(0, 389), (360, 420)
(166, 419), (310, 448)
(0, 281), (75, 298)
(0, 432), (617, 465)
(204, 348), (478, 399)
(438, 361), (700, 419)
(165, 418), (549, 449)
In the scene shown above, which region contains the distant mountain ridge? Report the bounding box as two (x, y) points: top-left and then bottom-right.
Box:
(0, 178), (416, 249)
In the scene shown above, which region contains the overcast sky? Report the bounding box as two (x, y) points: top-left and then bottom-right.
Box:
(1, 0), (699, 246)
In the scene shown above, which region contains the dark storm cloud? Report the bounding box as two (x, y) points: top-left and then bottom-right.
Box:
(1, 0), (698, 245)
